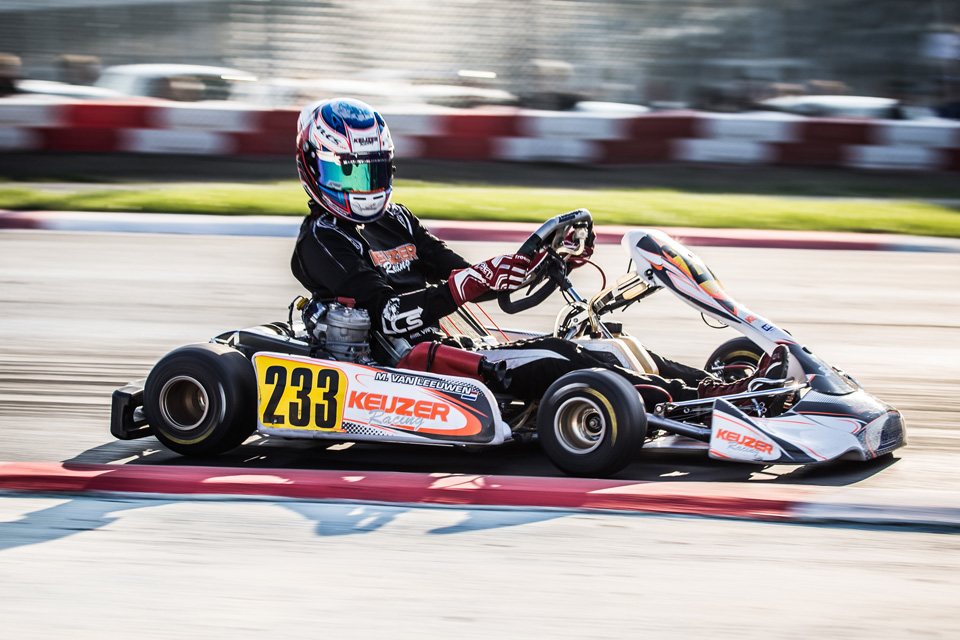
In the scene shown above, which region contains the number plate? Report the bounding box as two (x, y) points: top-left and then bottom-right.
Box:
(254, 354), (346, 431)
(252, 352), (502, 445)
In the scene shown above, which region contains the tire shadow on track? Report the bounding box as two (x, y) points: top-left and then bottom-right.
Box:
(62, 434), (901, 487)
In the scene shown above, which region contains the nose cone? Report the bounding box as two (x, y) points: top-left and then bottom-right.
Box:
(864, 408), (907, 457)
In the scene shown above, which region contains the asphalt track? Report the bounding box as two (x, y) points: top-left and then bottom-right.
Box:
(2, 495), (959, 640)
(1, 228), (959, 638)
(1, 228), (958, 496)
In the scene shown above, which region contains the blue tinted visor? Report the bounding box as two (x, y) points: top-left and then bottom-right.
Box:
(316, 151), (393, 193)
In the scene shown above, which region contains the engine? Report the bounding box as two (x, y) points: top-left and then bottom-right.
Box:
(303, 300), (373, 364)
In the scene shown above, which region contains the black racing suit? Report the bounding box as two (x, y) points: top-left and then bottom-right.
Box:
(291, 201), (708, 406)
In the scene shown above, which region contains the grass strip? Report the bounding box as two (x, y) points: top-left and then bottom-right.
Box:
(1, 180), (958, 238)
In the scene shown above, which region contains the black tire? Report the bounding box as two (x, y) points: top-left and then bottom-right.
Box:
(143, 343), (257, 457)
(705, 337), (766, 383)
(537, 368), (646, 477)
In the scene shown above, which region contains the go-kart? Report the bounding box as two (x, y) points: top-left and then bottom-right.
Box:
(111, 209), (906, 477)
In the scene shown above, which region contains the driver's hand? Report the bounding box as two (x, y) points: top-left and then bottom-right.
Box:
(448, 253), (532, 306)
(562, 227), (595, 269)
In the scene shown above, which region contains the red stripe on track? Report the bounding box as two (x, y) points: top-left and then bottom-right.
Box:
(0, 462), (803, 521)
(0, 212), (43, 230)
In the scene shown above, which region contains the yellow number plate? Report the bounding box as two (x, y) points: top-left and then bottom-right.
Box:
(255, 355), (346, 431)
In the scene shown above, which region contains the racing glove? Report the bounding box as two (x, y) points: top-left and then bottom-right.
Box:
(527, 228), (596, 276)
(563, 227), (595, 269)
(448, 253), (532, 306)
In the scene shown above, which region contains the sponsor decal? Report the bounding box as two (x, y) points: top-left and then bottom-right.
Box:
(369, 243), (417, 273)
(716, 428), (773, 454)
(352, 136), (380, 145)
(475, 262), (494, 279)
(348, 391), (450, 422)
(256, 355), (488, 440)
(374, 371), (479, 401)
(319, 129), (343, 147)
(352, 196), (385, 215)
(745, 315), (757, 323)
(345, 388), (479, 434)
(381, 297), (424, 335)
(760, 323), (773, 332)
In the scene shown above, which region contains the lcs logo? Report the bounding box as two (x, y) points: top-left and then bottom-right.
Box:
(382, 297), (424, 335)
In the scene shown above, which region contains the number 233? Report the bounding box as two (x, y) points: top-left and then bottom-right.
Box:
(260, 364), (344, 430)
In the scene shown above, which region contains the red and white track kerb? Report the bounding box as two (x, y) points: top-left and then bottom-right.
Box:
(1, 462), (958, 528)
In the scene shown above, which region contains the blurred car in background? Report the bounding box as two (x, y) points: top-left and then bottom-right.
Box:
(570, 101), (651, 113)
(408, 82), (518, 109)
(757, 95), (941, 120)
(94, 64), (257, 102)
(236, 71), (519, 110)
(14, 78), (123, 100)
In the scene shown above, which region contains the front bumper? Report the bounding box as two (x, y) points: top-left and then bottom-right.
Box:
(110, 380), (152, 440)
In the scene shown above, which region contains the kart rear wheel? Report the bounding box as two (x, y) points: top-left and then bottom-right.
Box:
(144, 343), (256, 457)
(537, 368), (646, 477)
(705, 337), (765, 383)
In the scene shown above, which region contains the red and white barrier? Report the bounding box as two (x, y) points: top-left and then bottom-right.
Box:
(494, 137), (601, 163)
(673, 138), (775, 164)
(695, 113), (801, 143)
(0, 127), (38, 150)
(1, 96), (958, 171)
(122, 128), (232, 155)
(846, 145), (945, 171)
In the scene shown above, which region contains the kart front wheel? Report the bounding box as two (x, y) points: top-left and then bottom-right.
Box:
(537, 368), (646, 477)
(705, 337), (765, 383)
(143, 343), (257, 457)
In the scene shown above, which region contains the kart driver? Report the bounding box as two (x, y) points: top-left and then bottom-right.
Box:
(290, 98), (787, 409)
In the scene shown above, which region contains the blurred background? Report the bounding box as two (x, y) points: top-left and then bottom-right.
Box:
(1, 8), (960, 637)
(1, 0), (959, 118)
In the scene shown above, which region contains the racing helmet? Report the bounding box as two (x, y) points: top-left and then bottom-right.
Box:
(296, 97), (395, 223)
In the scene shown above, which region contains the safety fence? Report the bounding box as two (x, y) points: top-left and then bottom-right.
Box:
(1, 98), (958, 171)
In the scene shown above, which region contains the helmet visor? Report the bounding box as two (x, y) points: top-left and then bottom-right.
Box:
(316, 152), (393, 193)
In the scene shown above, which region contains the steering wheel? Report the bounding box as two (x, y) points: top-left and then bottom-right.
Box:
(498, 209), (594, 314)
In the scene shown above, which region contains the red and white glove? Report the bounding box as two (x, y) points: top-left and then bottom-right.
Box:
(562, 228), (595, 269)
(527, 229), (596, 274)
(448, 253), (532, 306)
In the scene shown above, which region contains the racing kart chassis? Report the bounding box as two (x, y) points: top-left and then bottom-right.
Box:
(111, 210), (905, 477)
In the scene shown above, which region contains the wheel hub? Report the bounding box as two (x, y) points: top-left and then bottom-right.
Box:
(554, 397), (605, 454)
(159, 375), (209, 431)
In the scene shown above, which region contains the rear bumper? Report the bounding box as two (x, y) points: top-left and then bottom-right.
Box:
(110, 380), (152, 440)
